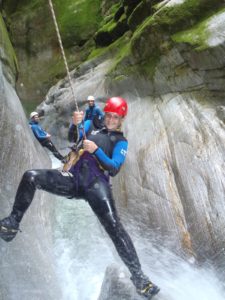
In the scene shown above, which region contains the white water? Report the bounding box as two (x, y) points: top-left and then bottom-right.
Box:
(51, 157), (225, 300)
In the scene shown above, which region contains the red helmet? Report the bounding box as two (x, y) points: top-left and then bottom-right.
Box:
(103, 97), (128, 117)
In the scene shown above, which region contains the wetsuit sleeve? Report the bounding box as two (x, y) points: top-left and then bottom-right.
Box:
(94, 140), (128, 177)
(31, 124), (47, 140)
(68, 121), (92, 142)
(84, 108), (89, 121)
(96, 107), (104, 117)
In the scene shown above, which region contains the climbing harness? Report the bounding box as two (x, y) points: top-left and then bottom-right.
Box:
(48, 0), (87, 169)
(63, 142), (84, 172)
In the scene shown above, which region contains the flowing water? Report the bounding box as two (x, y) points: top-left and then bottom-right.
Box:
(51, 157), (225, 300)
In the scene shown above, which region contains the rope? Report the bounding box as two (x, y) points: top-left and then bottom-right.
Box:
(48, 0), (79, 112)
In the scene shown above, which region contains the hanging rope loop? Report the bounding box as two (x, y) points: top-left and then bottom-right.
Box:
(48, 0), (79, 112)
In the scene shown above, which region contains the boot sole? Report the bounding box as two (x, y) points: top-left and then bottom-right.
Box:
(0, 225), (18, 242)
(147, 287), (160, 299)
(138, 286), (160, 299)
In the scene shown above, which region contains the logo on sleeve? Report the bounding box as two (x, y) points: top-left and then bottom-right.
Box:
(121, 149), (127, 156)
(91, 130), (100, 135)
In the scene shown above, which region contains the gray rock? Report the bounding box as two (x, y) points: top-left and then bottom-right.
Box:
(98, 264), (139, 300)
(0, 54), (62, 299)
(216, 106), (225, 122)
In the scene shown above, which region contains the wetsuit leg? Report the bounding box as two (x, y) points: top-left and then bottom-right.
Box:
(11, 169), (75, 223)
(41, 139), (64, 161)
(85, 177), (143, 279)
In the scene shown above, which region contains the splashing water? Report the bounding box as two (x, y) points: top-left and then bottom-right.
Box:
(51, 157), (224, 300)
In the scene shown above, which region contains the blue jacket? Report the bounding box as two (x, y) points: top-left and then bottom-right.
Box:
(84, 104), (104, 121)
(29, 120), (48, 141)
(68, 118), (128, 177)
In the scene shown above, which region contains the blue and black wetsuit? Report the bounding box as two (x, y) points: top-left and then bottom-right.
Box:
(84, 104), (104, 121)
(7, 116), (149, 288)
(68, 116), (128, 178)
(29, 120), (64, 161)
(29, 120), (48, 141)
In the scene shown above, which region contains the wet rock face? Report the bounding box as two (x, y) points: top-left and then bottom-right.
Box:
(39, 41), (225, 273)
(38, 35), (225, 271)
(216, 106), (225, 123)
(152, 43), (225, 97)
(111, 42), (225, 268)
(36, 59), (113, 149)
(98, 264), (139, 300)
(31, 1), (225, 280)
(0, 28), (62, 300)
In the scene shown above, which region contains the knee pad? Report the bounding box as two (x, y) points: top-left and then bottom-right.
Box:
(22, 170), (37, 183)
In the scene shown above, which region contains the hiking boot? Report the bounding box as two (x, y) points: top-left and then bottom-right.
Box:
(137, 282), (160, 299)
(131, 275), (160, 299)
(0, 215), (20, 242)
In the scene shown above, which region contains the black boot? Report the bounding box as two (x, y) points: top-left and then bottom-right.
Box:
(0, 215), (20, 242)
(131, 274), (160, 299)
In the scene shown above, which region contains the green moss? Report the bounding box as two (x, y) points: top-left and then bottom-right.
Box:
(109, 3), (122, 15)
(7, 0), (102, 47)
(54, 0), (102, 46)
(97, 13), (127, 36)
(101, 18), (117, 32)
(99, 3), (121, 28)
(113, 75), (127, 81)
(140, 52), (161, 79)
(9, 0), (43, 17)
(152, 0), (221, 29)
(89, 25), (160, 81)
(110, 48), (160, 81)
(132, 0), (222, 44)
(88, 47), (108, 60)
(172, 7), (225, 50)
(88, 32), (129, 61)
(126, 0), (224, 67)
(0, 13), (18, 74)
(118, 13), (127, 23)
(172, 19), (208, 51)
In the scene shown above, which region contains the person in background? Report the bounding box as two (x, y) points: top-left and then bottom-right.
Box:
(84, 95), (104, 121)
(29, 111), (64, 162)
(0, 98), (159, 300)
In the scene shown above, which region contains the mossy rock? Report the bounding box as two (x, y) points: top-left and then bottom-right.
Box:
(128, 0), (152, 31)
(95, 31), (113, 47)
(101, 0), (119, 15)
(123, 0), (143, 17)
(172, 7), (225, 51)
(95, 17), (129, 47)
(53, 0), (102, 47)
(2, 0), (103, 107)
(152, 0), (222, 32)
(130, 0), (223, 62)
(0, 13), (18, 76)
(114, 6), (124, 22)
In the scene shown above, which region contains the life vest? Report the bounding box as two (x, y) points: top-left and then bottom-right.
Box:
(85, 120), (127, 161)
(63, 116), (127, 173)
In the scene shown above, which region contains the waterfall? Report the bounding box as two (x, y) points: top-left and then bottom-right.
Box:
(51, 159), (225, 300)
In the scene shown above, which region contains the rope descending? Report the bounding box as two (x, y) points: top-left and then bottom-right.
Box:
(48, 0), (79, 112)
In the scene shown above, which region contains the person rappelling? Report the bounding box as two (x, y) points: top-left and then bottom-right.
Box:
(0, 97), (160, 299)
(29, 111), (65, 162)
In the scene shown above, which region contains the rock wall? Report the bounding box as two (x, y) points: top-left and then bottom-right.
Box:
(0, 13), (62, 300)
(1, 0), (102, 109)
(37, 22), (225, 279)
(2, 1), (224, 295)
